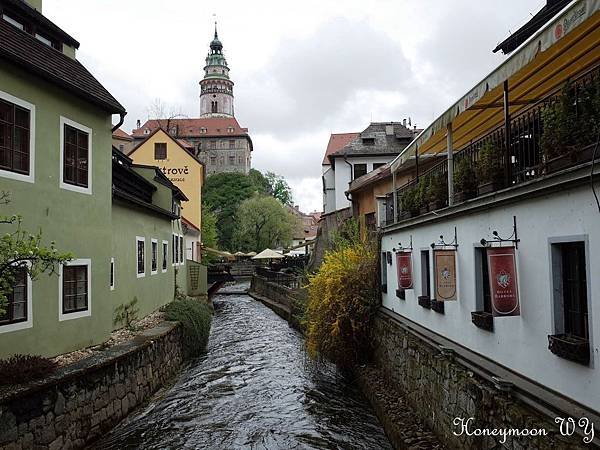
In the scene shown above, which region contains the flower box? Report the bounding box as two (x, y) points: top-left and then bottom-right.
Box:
(418, 296), (431, 309)
(471, 311), (494, 331)
(428, 199), (445, 211)
(454, 190), (476, 204)
(398, 211), (413, 221)
(477, 180), (503, 196)
(396, 289), (406, 300)
(430, 299), (445, 314)
(548, 334), (590, 365)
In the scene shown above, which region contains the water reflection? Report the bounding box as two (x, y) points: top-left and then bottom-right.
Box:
(94, 286), (391, 449)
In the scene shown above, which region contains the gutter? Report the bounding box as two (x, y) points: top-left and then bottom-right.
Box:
(111, 112), (126, 133)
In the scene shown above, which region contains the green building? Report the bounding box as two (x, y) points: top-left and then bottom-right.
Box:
(0, 0), (194, 358)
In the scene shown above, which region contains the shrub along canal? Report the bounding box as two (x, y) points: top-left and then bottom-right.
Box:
(93, 283), (391, 449)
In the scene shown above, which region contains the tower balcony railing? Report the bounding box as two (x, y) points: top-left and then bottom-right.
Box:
(384, 63), (600, 226)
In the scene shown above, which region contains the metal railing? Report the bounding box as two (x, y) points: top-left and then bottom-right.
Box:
(384, 64), (600, 226)
(255, 267), (301, 289)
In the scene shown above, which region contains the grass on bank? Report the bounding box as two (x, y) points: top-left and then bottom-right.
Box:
(164, 296), (213, 357)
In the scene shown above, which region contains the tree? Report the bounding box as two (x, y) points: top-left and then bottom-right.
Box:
(202, 171), (268, 250)
(265, 171), (293, 206)
(0, 192), (72, 315)
(233, 196), (297, 252)
(201, 209), (218, 249)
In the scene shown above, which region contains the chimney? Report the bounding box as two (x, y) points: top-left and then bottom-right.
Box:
(136, 119), (141, 129)
(385, 124), (394, 136)
(402, 119), (407, 127)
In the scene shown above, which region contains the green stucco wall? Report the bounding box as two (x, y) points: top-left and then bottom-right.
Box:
(110, 202), (178, 320)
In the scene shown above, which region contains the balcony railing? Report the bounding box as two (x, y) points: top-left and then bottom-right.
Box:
(384, 64), (600, 225)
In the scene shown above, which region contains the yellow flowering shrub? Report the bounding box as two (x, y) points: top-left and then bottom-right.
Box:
(306, 236), (379, 370)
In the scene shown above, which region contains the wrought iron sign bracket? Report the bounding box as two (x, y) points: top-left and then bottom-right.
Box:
(430, 227), (459, 249)
(393, 235), (413, 253)
(480, 216), (520, 249)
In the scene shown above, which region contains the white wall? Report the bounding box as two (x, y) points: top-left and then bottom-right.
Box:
(333, 155), (393, 212)
(381, 183), (600, 411)
(322, 165), (336, 214)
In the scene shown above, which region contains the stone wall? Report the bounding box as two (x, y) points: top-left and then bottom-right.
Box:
(372, 312), (589, 449)
(249, 275), (307, 331)
(0, 322), (183, 450)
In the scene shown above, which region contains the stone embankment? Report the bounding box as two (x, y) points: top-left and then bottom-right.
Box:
(0, 322), (183, 450)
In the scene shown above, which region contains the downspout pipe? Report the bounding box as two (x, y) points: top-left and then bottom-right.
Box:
(343, 153), (354, 206)
(111, 112), (127, 133)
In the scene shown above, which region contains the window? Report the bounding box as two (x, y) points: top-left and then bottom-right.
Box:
(173, 233), (178, 266)
(227, 127), (234, 133)
(136, 237), (145, 277)
(0, 267), (27, 325)
(154, 142), (167, 160)
(362, 137), (375, 145)
(229, 155), (235, 165)
(35, 33), (52, 47)
(380, 251), (387, 293)
(0, 94), (32, 179)
(179, 236), (184, 264)
(110, 257), (115, 291)
(474, 248), (492, 313)
(162, 241), (168, 272)
(61, 264), (88, 315)
(210, 156), (217, 165)
(373, 163), (386, 171)
(210, 140), (217, 149)
(119, 144), (124, 152)
(552, 242), (589, 339)
(60, 117), (92, 194)
(151, 239), (158, 274)
(353, 164), (367, 180)
(2, 14), (24, 30)
(420, 250), (431, 299)
(229, 140), (235, 149)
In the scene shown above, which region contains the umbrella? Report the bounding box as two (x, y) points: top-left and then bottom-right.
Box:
(246, 252), (257, 257)
(234, 251), (246, 256)
(251, 248), (284, 260)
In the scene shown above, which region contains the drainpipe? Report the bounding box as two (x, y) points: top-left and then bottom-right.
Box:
(447, 122), (454, 206)
(111, 112), (127, 133)
(392, 169), (397, 222)
(343, 154), (353, 207)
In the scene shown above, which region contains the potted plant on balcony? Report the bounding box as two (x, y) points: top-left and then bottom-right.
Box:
(548, 333), (590, 365)
(454, 157), (477, 203)
(400, 187), (419, 219)
(476, 142), (504, 195)
(427, 173), (447, 211)
(417, 177), (430, 215)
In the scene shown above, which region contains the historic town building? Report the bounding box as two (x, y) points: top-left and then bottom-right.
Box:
(131, 27), (253, 175)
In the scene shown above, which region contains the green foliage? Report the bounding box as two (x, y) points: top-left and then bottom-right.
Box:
(164, 297), (212, 357)
(113, 297), (140, 331)
(400, 187), (419, 214)
(0, 192), (73, 316)
(329, 217), (361, 250)
(476, 142), (503, 184)
(0, 354), (58, 385)
(306, 235), (379, 370)
(416, 177), (430, 209)
(232, 195), (296, 252)
(264, 171), (293, 206)
(454, 157), (477, 193)
(426, 173), (448, 205)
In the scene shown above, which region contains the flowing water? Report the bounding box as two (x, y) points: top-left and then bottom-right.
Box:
(94, 283), (391, 449)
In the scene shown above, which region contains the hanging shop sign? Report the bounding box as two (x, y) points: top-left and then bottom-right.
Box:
(487, 247), (520, 317)
(433, 250), (457, 301)
(396, 252), (413, 289)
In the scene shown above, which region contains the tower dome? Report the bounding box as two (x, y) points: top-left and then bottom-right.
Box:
(199, 23), (234, 118)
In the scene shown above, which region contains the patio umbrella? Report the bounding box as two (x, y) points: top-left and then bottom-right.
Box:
(251, 248), (284, 260)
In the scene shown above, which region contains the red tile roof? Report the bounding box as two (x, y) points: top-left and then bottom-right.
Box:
(112, 128), (132, 141)
(322, 132), (359, 165)
(131, 117), (249, 138)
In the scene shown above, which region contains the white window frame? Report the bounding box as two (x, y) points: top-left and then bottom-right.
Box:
(151, 238), (158, 275)
(0, 89), (35, 183)
(136, 236), (145, 278)
(58, 258), (92, 322)
(59, 116), (93, 195)
(0, 264), (33, 334)
(110, 257), (115, 291)
(179, 234), (185, 265)
(172, 233), (178, 267)
(2, 14), (24, 30)
(162, 240), (168, 273)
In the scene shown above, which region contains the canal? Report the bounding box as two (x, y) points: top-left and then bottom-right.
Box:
(94, 283), (391, 449)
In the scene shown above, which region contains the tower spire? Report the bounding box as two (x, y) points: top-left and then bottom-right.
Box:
(214, 21), (218, 39)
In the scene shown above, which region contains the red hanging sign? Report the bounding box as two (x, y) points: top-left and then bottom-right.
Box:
(396, 252), (413, 289)
(487, 247), (520, 317)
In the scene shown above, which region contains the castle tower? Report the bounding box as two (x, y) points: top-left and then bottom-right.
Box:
(199, 24), (234, 117)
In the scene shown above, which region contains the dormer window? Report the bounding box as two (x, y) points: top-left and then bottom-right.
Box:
(2, 15), (24, 30)
(227, 127), (234, 133)
(200, 127), (207, 134)
(144, 129), (150, 135)
(362, 137), (375, 145)
(35, 33), (52, 47)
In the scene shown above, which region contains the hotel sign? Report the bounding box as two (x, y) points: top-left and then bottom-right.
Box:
(434, 250), (457, 301)
(487, 247), (520, 317)
(396, 252), (413, 289)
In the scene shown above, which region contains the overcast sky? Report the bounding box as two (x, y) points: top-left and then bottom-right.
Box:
(45, 0), (544, 213)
